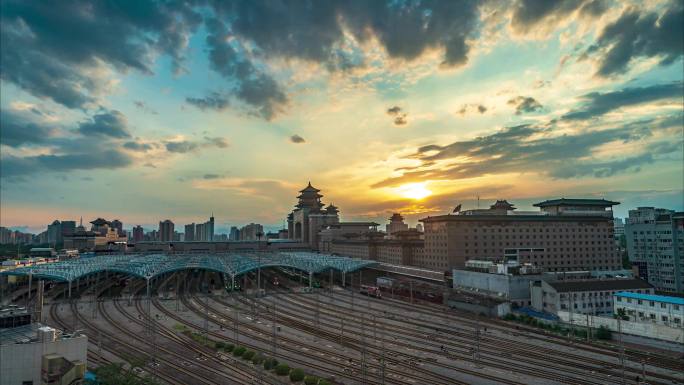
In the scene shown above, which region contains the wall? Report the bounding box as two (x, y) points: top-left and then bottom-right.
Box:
(453, 269), (538, 305)
(557, 311), (684, 343)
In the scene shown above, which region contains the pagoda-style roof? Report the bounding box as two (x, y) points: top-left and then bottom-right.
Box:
(389, 213), (404, 221)
(90, 218), (110, 226)
(326, 204), (339, 214)
(299, 182), (321, 193)
(490, 200), (516, 210)
(533, 198), (619, 208)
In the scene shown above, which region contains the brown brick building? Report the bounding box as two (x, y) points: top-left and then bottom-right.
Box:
(420, 199), (622, 273)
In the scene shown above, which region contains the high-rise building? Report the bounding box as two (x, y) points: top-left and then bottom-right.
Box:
(229, 226), (240, 241)
(625, 207), (684, 293)
(184, 223), (195, 242)
(46, 220), (62, 245)
(195, 223), (206, 241)
(239, 223), (264, 241)
(420, 198), (622, 273)
(61, 221), (76, 239)
(614, 217), (625, 239)
(158, 220), (174, 242)
(207, 215), (215, 242)
(132, 225), (144, 243)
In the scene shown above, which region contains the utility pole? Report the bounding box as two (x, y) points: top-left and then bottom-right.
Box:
(272, 294), (277, 357)
(618, 317), (626, 385)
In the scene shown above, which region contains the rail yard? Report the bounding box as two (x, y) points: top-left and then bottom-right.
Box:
(4, 258), (683, 385)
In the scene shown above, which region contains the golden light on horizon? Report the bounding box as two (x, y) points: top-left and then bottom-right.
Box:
(397, 182), (432, 200)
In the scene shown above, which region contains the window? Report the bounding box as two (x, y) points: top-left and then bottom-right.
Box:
(662, 316), (668, 322)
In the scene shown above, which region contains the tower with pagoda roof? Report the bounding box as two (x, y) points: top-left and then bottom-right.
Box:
(287, 182), (339, 249)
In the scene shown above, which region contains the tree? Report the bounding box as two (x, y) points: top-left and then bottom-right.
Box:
(289, 368), (305, 382)
(242, 350), (255, 360)
(304, 375), (319, 385)
(275, 363), (291, 376)
(233, 346), (246, 357)
(595, 325), (613, 340)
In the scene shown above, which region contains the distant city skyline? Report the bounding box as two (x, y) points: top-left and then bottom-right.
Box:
(1, 1), (682, 233)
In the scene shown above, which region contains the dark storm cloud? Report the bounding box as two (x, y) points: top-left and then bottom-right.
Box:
(0, 110), (54, 147)
(77, 110), (130, 138)
(507, 96), (543, 114)
(186, 92), (230, 111)
(387, 106), (408, 126)
(204, 17), (288, 120)
(214, 1), (480, 68)
(290, 135), (306, 144)
(511, 0), (607, 34)
(562, 81), (684, 120)
(372, 114), (683, 188)
(0, 0), (201, 109)
(1, 149), (133, 178)
(587, 2), (684, 77)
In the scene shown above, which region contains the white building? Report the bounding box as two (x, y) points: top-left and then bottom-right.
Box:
(530, 278), (653, 316)
(0, 323), (87, 385)
(613, 292), (684, 329)
(625, 207), (684, 293)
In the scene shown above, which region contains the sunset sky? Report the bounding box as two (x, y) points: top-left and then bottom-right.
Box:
(1, 0), (683, 233)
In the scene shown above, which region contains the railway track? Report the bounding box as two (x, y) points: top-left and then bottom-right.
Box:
(278, 287), (680, 385)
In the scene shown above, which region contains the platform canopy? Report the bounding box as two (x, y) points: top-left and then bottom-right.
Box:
(0, 252), (377, 282)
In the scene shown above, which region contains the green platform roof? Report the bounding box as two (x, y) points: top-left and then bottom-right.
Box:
(0, 252), (377, 282)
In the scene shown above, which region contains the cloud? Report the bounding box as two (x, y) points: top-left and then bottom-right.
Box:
(562, 81), (684, 120)
(1, 149), (133, 178)
(0, 110), (54, 147)
(164, 136), (229, 153)
(290, 135), (306, 144)
(386, 105), (408, 126)
(372, 114), (683, 188)
(133, 101), (158, 115)
(511, 0), (607, 35)
(186, 92), (230, 111)
(123, 141), (154, 152)
(587, 2), (683, 77)
(507, 96), (543, 114)
(203, 174), (221, 179)
(0, 1), (201, 109)
(77, 110), (130, 138)
(457, 104), (488, 116)
(165, 141), (199, 154)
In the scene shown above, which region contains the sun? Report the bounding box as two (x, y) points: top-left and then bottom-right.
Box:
(397, 182), (432, 200)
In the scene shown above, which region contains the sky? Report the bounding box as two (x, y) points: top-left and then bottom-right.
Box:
(1, 0), (683, 234)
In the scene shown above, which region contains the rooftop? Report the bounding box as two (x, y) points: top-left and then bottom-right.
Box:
(614, 292), (684, 306)
(533, 198), (619, 207)
(547, 278), (652, 293)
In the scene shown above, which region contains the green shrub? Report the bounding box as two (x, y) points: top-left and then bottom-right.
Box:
(275, 363), (290, 376)
(252, 354), (265, 365)
(502, 313), (516, 321)
(215, 341), (226, 349)
(242, 350), (255, 360)
(318, 380), (331, 385)
(289, 368), (305, 382)
(264, 358), (278, 370)
(233, 346), (246, 357)
(304, 375), (319, 385)
(225, 343), (234, 352)
(595, 326), (612, 340)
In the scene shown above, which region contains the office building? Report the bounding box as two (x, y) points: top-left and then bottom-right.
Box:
(132, 225), (144, 243)
(110, 219), (124, 236)
(614, 292), (683, 328)
(614, 217), (625, 239)
(420, 198), (621, 272)
(60, 221), (76, 239)
(46, 220), (62, 245)
(625, 207), (684, 293)
(158, 220), (174, 242)
(185, 223), (196, 242)
(0, 321), (87, 385)
(229, 226), (240, 241)
(530, 278), (653, 316)
(239, 223), (264, 241)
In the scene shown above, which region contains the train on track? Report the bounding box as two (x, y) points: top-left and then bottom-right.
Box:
(359, 284), (382, 298)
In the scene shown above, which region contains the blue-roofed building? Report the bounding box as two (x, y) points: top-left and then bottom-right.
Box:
(614, 291), (684, 329)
